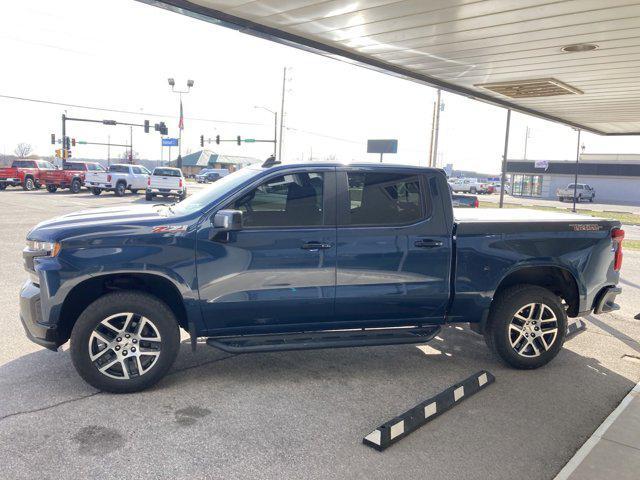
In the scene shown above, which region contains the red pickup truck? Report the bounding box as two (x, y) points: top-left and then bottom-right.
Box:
(0, 159), (55, 191)
(42, 161), (106, 193)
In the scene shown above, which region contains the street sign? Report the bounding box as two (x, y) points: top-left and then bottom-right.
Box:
(244, 138), (256, 143)
(534, 160), (549, 170)
(162, 138), (179, 147)
(78, 141), (87, 145)
(367, 139), (398, 154)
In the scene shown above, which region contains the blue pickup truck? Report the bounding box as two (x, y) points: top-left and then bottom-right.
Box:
(20, 162), (624, 392)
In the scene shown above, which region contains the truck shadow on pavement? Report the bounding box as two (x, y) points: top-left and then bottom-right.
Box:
(0, 324), (638, 480)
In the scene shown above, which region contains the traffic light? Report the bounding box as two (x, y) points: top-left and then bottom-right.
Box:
(55, 149), (62, 158)
(215, 135), (220, 145)
(51, 133), (56, 145)
(237, 135), (241, 146)
(144, 120), (150, 133)
(200, 135), (204, 147)
(65, 137), (71, 149)
(154, 122), (168, 135)
(71, 138), (76, 147)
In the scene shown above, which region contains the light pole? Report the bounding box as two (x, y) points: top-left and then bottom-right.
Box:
(167, 78), (194, 169)
(254, 106), (278, 156)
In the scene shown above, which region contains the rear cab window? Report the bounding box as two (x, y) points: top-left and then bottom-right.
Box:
(153, 168), (181, 177)
(109, 165), (130, 173)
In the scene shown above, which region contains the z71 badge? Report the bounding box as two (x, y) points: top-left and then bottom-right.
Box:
(152, 225), (188, 233)
(569, 224), (602, 231)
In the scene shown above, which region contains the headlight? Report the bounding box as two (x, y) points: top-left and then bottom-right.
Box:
(25, 240), (61, 257)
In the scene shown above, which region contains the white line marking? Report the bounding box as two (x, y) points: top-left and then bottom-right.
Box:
(424, 402), (437, 418)
(478, 373), (488, 387)
(390, 420), (404, 439)
(454, 386), (465, 401)
(554, 381), (640, 480)
(364, 430), (381, 446)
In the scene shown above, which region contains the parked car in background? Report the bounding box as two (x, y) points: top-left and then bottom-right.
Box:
(0, 159), (55, 191)
(479, 183), (495, 194)
(449, 177), (483, 194)
(146, 167), (187, 201)
(43, 162), (106, 194)
(557, 184), (596, 202)
(20, 162), (624, 392)
(449, 185), (479, 208)
(196, 168), (229, 183)
(86, 164), (151, 196)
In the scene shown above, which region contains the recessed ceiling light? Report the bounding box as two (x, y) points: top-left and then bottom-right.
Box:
(561, 44), (598, 53)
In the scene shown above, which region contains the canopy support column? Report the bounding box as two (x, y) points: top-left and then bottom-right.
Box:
(499, 109), (511, 208)
(572, 129), (581, 213)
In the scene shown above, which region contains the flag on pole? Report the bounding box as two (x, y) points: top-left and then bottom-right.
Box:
(178, 99), (184, 130)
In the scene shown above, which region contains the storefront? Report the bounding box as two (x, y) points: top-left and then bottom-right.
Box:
(511, 174), (544, 197)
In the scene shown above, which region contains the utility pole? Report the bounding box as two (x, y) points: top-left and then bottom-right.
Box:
(429, 89), (442, 168)
(61, 113), (66, 167)
(523, 126), (531, 160)
(428, 99), (437, 167)
(278, 67), (287, 161)
(572, 129), (581, 213)
(130, 126), (133, 164)
(107, 135), (111, 166)
(499, 109), (512, 209)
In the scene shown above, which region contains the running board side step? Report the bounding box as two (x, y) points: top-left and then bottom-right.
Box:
(206, 326), (441, 354)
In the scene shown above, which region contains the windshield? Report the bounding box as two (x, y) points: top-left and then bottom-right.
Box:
(167, 167), (261, 216)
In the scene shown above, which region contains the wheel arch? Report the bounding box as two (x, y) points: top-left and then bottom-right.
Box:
(58, 272), (188, 343)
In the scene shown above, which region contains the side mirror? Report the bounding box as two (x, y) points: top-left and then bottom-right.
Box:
(213, 209), (243, 231)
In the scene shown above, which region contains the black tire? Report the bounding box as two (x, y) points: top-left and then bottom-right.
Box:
(130, 189), (139, 195)
(558, 197), (563, 202)
(0, 183), (6, 191)
(470, 187), (477, 194)
(484, 285), (567, 369)
(91, 187), (102, 196)
(179, 190), (187, 201)
(23, 177), (35, 191)
(589, 197), (593, 203)
(46, 185), (58, 193)
(145, 192), (153, 201)
(70, 178), (82, 194)
(70, 291), (180, 393)
(115, 182), (126, 197)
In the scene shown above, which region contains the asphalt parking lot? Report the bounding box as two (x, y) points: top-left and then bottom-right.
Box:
(1, 186), (639, 480)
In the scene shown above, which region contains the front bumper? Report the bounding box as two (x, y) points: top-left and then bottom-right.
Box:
(594, 286), (622, 314)
(19, 280), (59, 351)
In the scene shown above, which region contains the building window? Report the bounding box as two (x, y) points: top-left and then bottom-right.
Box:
(511, 174), (543, 197)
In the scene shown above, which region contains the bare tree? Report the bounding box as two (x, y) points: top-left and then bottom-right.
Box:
(119, 149), (139, 163)
(14, 143), (33, 158)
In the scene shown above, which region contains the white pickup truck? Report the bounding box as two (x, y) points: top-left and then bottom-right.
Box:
(86, 164), (151, 196)
(557, 183), (596, 202)
(146, 167), (187, 201)
(449, 177), (484, 194)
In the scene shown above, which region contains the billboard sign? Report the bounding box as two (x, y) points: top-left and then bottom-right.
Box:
(367, 139), (398, 154)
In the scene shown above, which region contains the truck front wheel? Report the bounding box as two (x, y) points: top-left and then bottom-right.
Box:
(70, 292), (180, 393)
(485, 285), (567, 369)
(46, 185), (58, 193)
(70, 178), (82, 194)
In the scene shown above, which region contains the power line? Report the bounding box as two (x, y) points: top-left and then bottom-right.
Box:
(0, 93), (268, 126)
(285, 126), (361, 145)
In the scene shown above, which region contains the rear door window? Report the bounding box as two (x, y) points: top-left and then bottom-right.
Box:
(343, 172), (426, 226)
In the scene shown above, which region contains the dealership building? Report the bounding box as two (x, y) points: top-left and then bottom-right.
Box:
(505, 154), (640, 204)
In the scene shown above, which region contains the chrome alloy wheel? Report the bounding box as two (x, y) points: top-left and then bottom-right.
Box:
(509, 303), (559, 358)
(88, 313), (162, 380)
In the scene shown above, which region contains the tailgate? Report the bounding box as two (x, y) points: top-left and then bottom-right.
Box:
(150, 176), (181, 189)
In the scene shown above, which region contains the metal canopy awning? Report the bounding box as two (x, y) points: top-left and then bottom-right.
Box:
(141, 0), (640, 135)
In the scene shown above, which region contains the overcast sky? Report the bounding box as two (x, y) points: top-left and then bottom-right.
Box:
(2, 0), (640, 173)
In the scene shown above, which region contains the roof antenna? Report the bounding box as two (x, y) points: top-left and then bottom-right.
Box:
(262, 154), (280, 168)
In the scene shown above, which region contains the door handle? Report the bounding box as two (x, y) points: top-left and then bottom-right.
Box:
(414, 239), (443, 248)
(301, 242), (332, 251)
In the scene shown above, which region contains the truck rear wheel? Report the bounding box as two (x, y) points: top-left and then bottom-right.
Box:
(70, 178), (82, 194)
(0, 184), (6, 191)
(485, 285), (567, 369)
(23, 177), (35, 191)
(70, 292), (180, 393)
(91, 187), (102, 195)
(114, 182), (126, 197)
